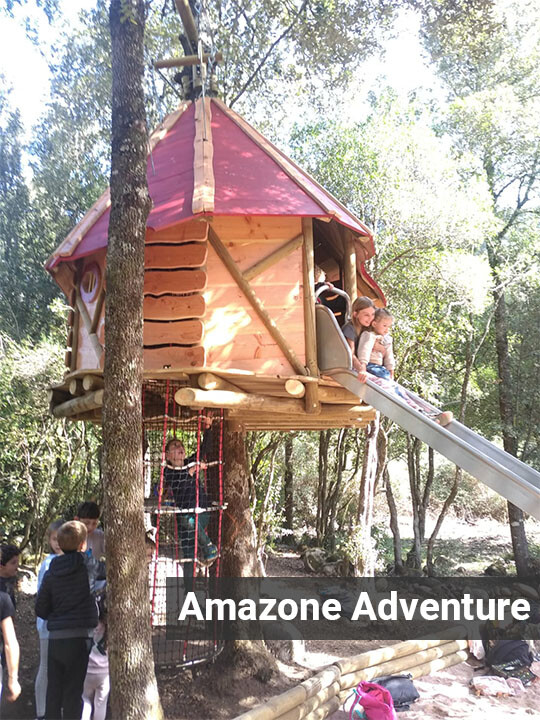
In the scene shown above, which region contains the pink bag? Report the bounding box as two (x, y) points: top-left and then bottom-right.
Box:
(349, 681), (398, 720)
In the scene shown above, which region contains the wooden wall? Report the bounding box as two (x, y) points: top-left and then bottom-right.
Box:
(203, 216), (306, 375)
(68, 216), (307, 378)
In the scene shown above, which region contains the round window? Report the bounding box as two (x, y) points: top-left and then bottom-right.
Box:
(80, 263), (101, 303)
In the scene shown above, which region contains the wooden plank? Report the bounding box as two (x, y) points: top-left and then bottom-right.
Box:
(208, 226), (306, 376)
(205, 332), (306, 366)
(243, 234), (303, 282)
(144, 243), (207, 269)
(143, 319), (204, 346)
(210, 216), (301, 244)
(143, 269), (207, 296)
(192, 97), (215, 215)
(143, 294), (205, 320)
(146, 219), (208, 245)
(144, 345), (205, 370)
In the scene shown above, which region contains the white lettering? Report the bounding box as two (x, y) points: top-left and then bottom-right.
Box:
(322, 599), (341, 620)
(259, 598), (278, 621)
(351, 592), (377, 621)
(178, 591), (204, 621)
(511, 599), (530, 621)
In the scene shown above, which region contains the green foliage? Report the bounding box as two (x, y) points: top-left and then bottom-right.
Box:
(0, 327), (101, 554)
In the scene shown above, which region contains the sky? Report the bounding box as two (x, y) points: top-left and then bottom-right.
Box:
(0, 1), (441, 135)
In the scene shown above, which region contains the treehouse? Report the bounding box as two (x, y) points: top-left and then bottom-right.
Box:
(46, 97), (385, 431)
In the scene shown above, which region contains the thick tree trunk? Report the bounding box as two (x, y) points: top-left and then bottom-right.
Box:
(488, 248), (530, 576)
(216, 423), (276, 682)
(221, 423), (263, 577)
(102, 2), (162, 719)
(283, 434), (294, 532)
(356, 414), (380, 575)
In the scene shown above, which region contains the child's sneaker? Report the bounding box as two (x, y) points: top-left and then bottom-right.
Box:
(205, 543), (218, 561)
(435, 411), (453, 426)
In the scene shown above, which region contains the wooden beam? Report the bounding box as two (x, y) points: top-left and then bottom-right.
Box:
(284, 379), (305, 398)
(302, 218), (320, 415)
(318, 385), (361, 404)
(154, 51), (223, 69)
(228, 405), (375, 422)
(82, 374), (104, 392)
(343, 231), (357, 304)
(52, 389), (104, 419)
(70, 298), (80, 372)
(243, 234), (303, 282)
(89, 288), (105, 335)
(69, 378), (83, 396)
(207, 226), (307, 376)
(174, 0), (199, 50)
(175, 387), (309, 415)
(197, 372), (243, 393)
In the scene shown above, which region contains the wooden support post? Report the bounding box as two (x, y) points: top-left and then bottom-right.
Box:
(284, 379), (305, 397)
(243, 234), (303, 282)
(343, 231), (357, 304)
(301, 217), (320, 414)
(69, 294), (81, 373)
(90, 288), (105, 335)
(52, 389), (104, 419)
(174, 0), (199, 50)
(208, 226), (306, 376)
(197, 372), (243, 393)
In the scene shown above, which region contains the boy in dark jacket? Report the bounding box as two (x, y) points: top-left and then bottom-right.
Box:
(35, 520), (98, 720)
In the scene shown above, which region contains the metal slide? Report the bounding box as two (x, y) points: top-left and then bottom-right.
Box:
(315, 300), (540, 521)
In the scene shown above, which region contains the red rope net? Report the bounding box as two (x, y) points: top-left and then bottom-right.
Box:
(142, 380), (224, 667)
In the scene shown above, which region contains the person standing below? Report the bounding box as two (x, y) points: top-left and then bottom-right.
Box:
(34, 520), (64, 720)
(75, 502), (105, 560)
(81, 591), (109, 720)
(0, 589), (20, 709)
(340, 296), (376, 380)
(35, 520), (98, 720)
(0, 544), (21, 609)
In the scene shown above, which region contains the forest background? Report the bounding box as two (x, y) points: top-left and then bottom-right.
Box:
(1, 0), (539, 576)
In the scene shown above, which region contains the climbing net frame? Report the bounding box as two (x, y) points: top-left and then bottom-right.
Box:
(142, 379), (225, 668)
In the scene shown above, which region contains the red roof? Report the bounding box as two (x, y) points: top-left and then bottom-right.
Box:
(46, 98), (375, 271)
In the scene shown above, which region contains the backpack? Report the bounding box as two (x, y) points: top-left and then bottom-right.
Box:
(371, 674), (420, 711)
(349, 681), (398, 720)
(485, 640), (533, 668)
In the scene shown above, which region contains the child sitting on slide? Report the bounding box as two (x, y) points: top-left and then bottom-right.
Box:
(354, 308), (453, 426)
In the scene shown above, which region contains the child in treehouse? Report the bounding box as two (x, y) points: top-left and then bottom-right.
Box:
(355, 309), (453, 426)
(340, 296), (376, 380)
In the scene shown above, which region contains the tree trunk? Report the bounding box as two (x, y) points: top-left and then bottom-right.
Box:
(356, 414), (380, 575)
(221, 423), (263, 577)
(385, 467), (403, 570)
(488, 248), (530, 576)
(102, 2), (162, 718)
(216, 423), (276, 682)
(283, 434), (294, 532)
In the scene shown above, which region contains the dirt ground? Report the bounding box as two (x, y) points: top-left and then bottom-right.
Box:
(5, 517), (540, 720)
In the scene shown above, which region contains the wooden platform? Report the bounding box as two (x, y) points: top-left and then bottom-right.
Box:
(48, 367), (377, 430)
